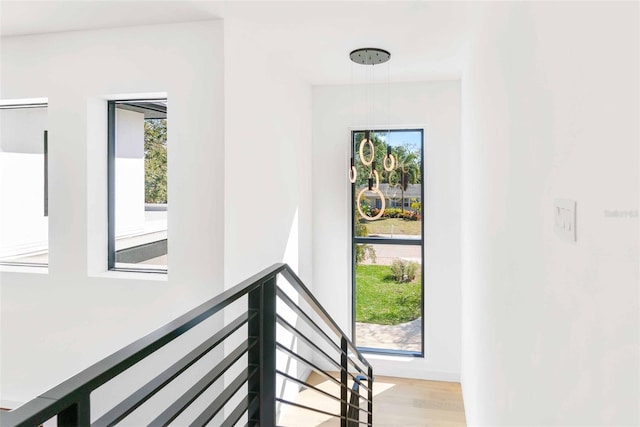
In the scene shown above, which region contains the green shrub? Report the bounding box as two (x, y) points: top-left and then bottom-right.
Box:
(383, 208), (403, 218)
(390, 259), (420, 282)
(356, 244), (377, 265)
(410, 198), (422, 213)
(359, 199), (372, 217)
(355, 213), (376, 264)
(368, 207), (421, 221)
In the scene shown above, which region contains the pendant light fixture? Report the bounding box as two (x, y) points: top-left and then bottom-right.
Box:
(349, 48), (395, 221)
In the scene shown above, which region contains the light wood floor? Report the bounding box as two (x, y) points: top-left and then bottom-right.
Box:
(278, 372), (466, 427)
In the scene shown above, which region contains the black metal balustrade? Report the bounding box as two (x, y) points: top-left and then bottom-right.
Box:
(0, 264), (373, 427)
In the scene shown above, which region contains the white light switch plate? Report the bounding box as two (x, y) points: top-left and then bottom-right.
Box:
(554, 199), (577, 242)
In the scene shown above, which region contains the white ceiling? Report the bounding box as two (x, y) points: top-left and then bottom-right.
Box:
(0, 1), (470, 84)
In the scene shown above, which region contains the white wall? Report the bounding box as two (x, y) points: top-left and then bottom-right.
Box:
(223, 17), (313, 421)
(223, 20), (312, 289)
(461, 2), (639, 425)
(312, 80), (462, 380)
(0, 21), (225, 406)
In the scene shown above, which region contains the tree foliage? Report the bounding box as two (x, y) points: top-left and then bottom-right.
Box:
(352, 131), (421, 213)
(353, 132), (421, 187)
(144, 119), (167, 204)
(355, 196), (376, 264)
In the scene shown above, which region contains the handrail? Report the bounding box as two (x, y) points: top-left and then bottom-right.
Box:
(0, 263), (373, 427)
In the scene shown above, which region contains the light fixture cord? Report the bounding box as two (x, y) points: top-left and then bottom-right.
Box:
(351, 55), (355, 162)
(371, 57), (375, 135)
(387, 55), (391, 146)
(368, 55), (371, 135)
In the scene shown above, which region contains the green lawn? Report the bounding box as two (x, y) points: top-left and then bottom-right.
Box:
(355, 264), (421, 325)
(362, 217), (421, 236)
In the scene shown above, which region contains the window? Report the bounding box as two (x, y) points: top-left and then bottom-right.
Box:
(352, 129), (424, 355)
(108, 99), (168, 272)
(0, 102), (49, 267)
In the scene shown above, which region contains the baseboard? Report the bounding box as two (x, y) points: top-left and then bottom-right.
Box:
(365, 354), (461, 382)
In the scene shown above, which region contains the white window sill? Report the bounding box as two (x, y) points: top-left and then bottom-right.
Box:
(363, 352), (423, 362)
(92, 270), (168, 282)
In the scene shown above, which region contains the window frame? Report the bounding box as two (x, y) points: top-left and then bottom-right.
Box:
(351, 127), (425, 357)
(107, 99), (168, 274)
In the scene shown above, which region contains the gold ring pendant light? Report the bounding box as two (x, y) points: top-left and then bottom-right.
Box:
(348, 48), (395, 221)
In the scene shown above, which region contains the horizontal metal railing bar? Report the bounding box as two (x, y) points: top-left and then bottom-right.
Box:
(353, 237), (422, 246)
(276, 316), (369, 389)
(276, 315), (343, 373)
(1, 264), (284, 427)
(343, 415), (370, 426)
(279, 268), (372, 370)
(92, 311), (252, 427)
(275, 398), (340, 419)
(149, 338), (256, 426)
(275, 343), (344, 390)
(348, 398), (373, 416)
(350, 386), (369, 399)
(350, 377), (371, 394)
(276, 399), (368, 425)
(275, 288), (343, 356)
(189, 366), (256, 427)
(348, 375), (373, 426)
(276, 289), (373, 396)
(221, 394), (256, 427)
(346, 416), (371, 426)
(244, 395), (260, 426)
(353, 406), (372, 416)
(276, 370), (344, 404)
(347, 356), (368, 378)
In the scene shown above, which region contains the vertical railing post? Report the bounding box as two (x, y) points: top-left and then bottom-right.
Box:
(57, 395), (90, 427)
(247, 284), (260, 426)
(368, 366), (373, 426)
(261, 276), (277, 426)
(248, 276), (277, 427)
(340, 337), (348, 427)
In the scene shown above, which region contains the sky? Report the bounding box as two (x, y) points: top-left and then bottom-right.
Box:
(384, 130), (422, 150)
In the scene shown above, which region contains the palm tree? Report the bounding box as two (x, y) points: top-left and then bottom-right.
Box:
(393, 145), (420, 213)
(352, 133), (420, 214)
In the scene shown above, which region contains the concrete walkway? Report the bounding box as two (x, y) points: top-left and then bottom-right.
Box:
(359, 244), (421, 266)
(356, 318), (422, 352)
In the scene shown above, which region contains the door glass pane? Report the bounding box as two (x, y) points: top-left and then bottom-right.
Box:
(0, 104), (48, 266)
(355, 243), (423, 353)
(112, 100), (168, 271)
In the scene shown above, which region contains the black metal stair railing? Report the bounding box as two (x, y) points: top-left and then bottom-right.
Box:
(0, 263), (373, 427)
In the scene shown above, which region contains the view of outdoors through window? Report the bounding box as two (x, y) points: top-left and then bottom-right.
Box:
(0, 103), (49, 266)
(111, 100), (168, 271)
(353, 129), (423, 354)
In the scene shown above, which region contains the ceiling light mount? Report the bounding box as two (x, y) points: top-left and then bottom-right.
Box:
(349, 48), (391, 65)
